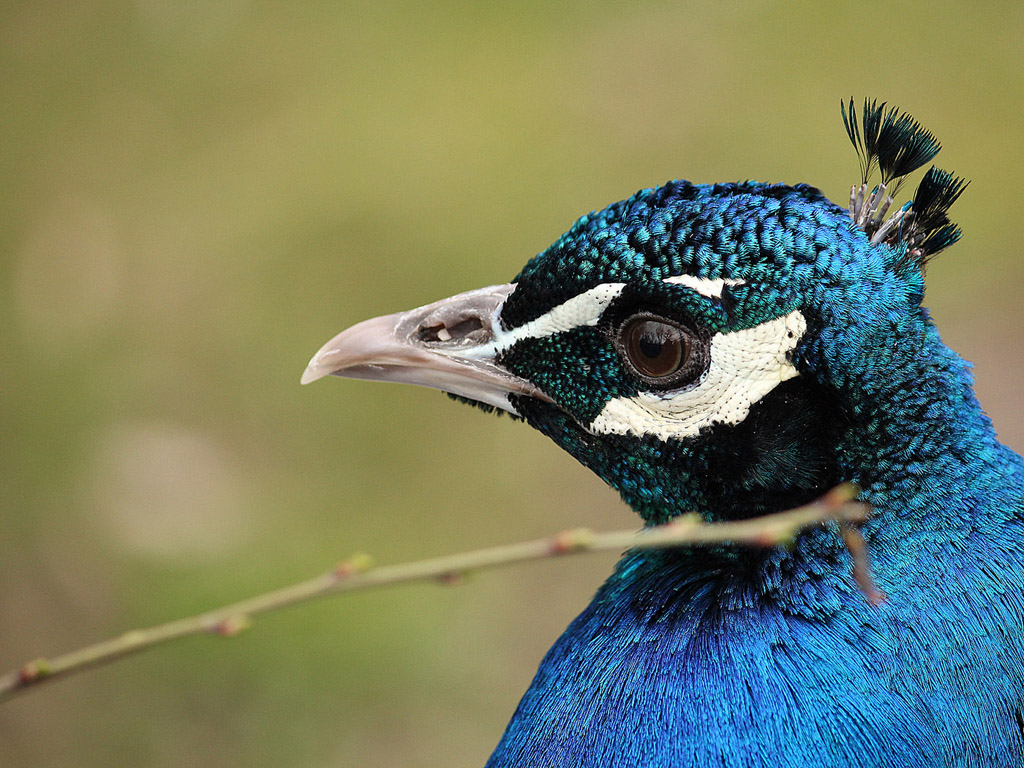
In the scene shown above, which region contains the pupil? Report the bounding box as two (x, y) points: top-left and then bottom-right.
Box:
(638, 331), (663, 360)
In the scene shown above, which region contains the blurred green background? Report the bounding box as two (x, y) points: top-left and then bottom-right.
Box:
(2, 1), (1022, 765)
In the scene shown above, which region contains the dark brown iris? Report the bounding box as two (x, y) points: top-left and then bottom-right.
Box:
(622, 318), (689, 379)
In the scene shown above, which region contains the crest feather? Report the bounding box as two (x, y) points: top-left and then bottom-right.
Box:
(841, 98), (967, 269)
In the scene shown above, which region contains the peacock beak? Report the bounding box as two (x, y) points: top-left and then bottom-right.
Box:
(301, 283), (551, 414)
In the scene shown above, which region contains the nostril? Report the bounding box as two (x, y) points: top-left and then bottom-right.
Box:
(417, 323), (452, 343)
(416, 316), (488, 346)
(395, 283), (514, 350)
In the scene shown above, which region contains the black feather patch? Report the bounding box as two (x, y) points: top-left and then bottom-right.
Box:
(694, 377), (843, 521)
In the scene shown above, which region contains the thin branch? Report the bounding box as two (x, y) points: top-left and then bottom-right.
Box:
(0, 484), (871, 702)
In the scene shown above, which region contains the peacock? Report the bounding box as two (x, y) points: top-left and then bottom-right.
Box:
(302, 100), (1024, 767)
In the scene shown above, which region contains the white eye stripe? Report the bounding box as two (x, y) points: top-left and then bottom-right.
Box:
(589, 310), (806, 441)
(662, 275), (746, 298)
(467, 276), (742, 360)
(461, 282), (627, 359)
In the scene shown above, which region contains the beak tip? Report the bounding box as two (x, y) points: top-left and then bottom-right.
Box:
(300, 362), (327, 385)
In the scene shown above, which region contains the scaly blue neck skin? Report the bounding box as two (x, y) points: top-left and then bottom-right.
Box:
(482, 182), (1024, 766)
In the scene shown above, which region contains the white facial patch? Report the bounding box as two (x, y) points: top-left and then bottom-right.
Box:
(589, 310), (807, 441)
(663, 275), (746, 298)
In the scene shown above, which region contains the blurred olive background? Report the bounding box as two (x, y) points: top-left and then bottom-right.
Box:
(2, 1), (1023, 766)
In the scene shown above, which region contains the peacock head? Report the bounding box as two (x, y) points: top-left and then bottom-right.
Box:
(302, 101), (968, 524)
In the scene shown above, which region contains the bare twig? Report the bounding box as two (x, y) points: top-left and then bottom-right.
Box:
(0, 484), (871, 702)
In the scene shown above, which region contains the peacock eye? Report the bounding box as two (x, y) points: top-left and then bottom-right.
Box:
(621, 317), (690, 381)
